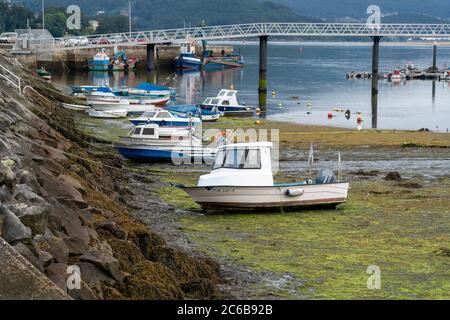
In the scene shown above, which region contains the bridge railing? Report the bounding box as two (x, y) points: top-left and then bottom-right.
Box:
(51, 22), (450, 51)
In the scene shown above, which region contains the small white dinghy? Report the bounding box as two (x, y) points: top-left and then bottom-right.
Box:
(62, 103), (91, 111)
(183, 142), (349, 211)
(87, 109), (128, 119)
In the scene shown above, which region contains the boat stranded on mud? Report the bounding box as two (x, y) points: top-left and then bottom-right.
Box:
(183, 142), (349, 211)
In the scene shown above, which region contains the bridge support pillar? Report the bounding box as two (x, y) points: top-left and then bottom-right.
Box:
(147, 44), (156, 71)
(371, 36), (381, 129)
(432, 43), (437, 71)
(258, 35), (268, 118)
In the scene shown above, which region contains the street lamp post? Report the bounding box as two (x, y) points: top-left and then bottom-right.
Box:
(41, 0), (45, 30)
(128, 0), (132, 37)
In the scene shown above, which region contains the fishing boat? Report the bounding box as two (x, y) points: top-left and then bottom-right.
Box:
(200, 90), (255, 117)
(115, 124), (215, 162)
(165, 105), (221, 122)
(88, 50), (111, 71)
(125, 83), (176, 98)
(111, 51), (139, 71)
(86, 88), (170, 106)
(175, 52), (203, 70)
(71, 85), (110, 94)
(87, 109), (127, 118)
(61, 103), (91, 111)
(183, 142), (349, 211)
(129, 109), (202, 126)
(203, 53), (245, 69)
(37, 67), (51, 80)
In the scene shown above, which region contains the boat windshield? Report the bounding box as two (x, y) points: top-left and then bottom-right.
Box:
(141, 111), (156, 118)
(213, 148), (261, 170)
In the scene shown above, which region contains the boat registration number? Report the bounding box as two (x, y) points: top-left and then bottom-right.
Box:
(209, 187), (236, 193)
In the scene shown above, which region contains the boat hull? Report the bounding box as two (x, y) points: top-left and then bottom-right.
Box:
(116, 145), (215, 162)
(183, 183), (349, 211)
(92, 104), (156, 115)
(200, 104), (254, 117)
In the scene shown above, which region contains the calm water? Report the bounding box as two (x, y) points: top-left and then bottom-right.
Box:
(53, 43), (450, 130)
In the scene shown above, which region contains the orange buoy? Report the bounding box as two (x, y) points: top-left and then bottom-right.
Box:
(357, 117), (363, 124)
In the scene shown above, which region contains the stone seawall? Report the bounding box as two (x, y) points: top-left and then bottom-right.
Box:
(0, 49), (223, 300)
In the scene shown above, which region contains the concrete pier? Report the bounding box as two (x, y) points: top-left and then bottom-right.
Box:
(371, 36), (381, 129)
(258, 35), (268, 117)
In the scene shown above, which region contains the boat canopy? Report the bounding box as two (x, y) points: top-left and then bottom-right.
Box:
(135, 82), (171, 92)
(197, 142), (274, 187)
(166, 105), (220, 116)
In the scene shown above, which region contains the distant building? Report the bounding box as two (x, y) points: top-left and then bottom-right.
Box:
(96, 10), (105, 15)
(120, 9), (129, 17)
(89, 20), (99, 32)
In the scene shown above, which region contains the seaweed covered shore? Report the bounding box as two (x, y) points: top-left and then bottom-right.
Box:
(0, 50), (223, 300)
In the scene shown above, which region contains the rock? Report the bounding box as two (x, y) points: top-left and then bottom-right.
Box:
(80, 249), (123, 282)
(122, 261), (184, 300)
(0, 160), (16, 188)
(13, 242), (43, 272)
(13, 184), (45, 204)
(68, 279), (98, 300)
(15, 204), (50, 235)
(384, 172), (402, 181)
(41, 231), (70, 264)
(0, 184), (11, 202)
(46, 262), (69, 291)
(397, 182), (423, 189)
(0, 205), (32, 242)
(37, 249), (54, 267)
(78, 262), (116, 286)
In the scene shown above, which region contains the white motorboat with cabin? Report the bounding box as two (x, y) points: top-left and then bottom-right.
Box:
(200, 90), (255, 117)
(183, 142), (349, 211)
(115, 124), (216, 162)
(129, 109), (202, 127)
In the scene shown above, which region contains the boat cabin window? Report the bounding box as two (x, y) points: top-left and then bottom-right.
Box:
(156, 112), (170, 118)
(213, 148), (261, 170)
(218, 91), (227, 97)
(142, 127), (155, 136)
(222, 100), (230, 106)
(226, 91), (234, 97)
(133, 127), (143, 135)
(211, 99), (220, 105)
(142, 111), (156, 118)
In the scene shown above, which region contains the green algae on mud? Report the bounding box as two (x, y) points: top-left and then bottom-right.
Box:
(163, 172), (450, 299)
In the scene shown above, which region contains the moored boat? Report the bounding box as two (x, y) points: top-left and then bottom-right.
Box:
(165, 105), (221, 122)
(175, 52), (203, 70)
(115, 124), (215, 162)
(88, 50), (110, 71)
(87, 109), (128, 118)
(91, 102), (157, 116)
(183, 142), (349, 212)
(129, 109), (202, 127)
(200, 89), (255, 117)
(61, 103), (91, 111)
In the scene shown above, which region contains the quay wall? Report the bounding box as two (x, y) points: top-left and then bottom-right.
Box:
(14, 44), (234, 73)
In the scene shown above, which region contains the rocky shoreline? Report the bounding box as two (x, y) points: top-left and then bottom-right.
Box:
(0, 50), (223, 300)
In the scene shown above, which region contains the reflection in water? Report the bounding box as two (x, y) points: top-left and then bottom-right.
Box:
(52, 44), (450, 130)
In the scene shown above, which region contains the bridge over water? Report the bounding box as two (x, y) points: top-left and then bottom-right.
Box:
(52, 23), (450, 127)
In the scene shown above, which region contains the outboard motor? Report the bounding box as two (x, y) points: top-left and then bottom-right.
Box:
(315, 169), (336, 184)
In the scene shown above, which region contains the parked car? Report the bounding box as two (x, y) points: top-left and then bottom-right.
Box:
(63, 36), (89, 46)
(0, 32), (17, 44)
(91, 36), (110, 45)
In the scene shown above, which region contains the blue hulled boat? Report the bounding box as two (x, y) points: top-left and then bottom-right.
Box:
(129, 109), (202, 126)
(174, 53), (203, 70)
(165, 105), (221, 122)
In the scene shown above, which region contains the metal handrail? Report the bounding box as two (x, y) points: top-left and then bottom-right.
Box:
(0, 64), (21, 93)
(48, 22), (450, 51)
